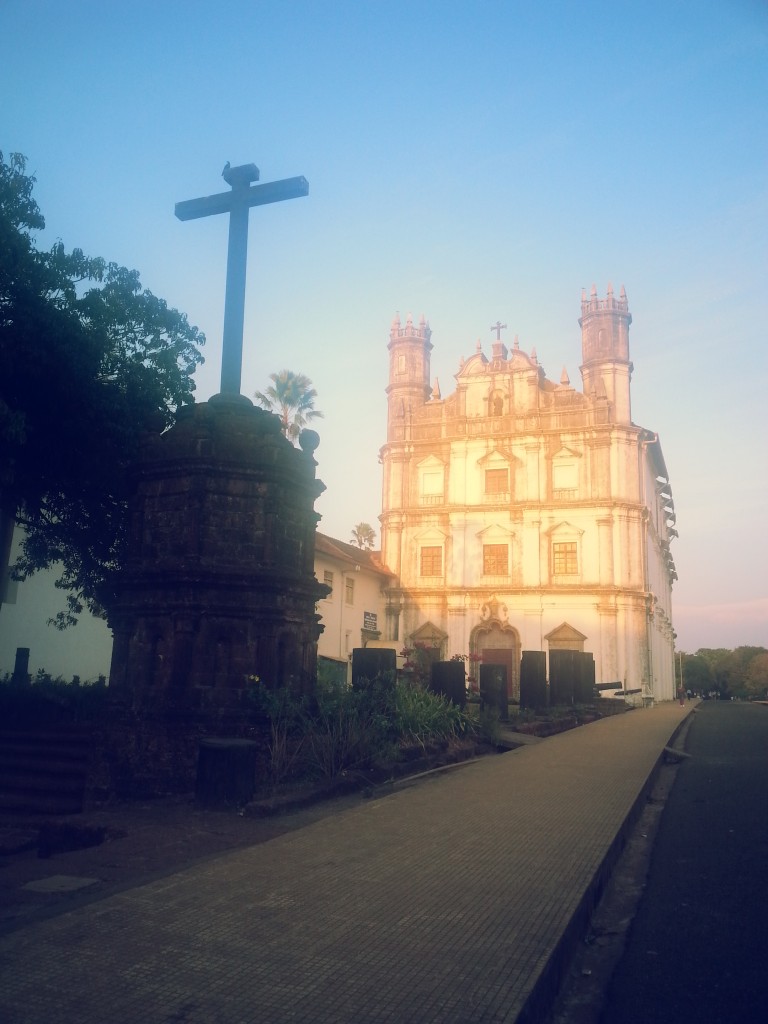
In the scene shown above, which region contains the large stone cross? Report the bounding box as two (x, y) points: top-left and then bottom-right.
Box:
(490, 321), (507, 342)
(176, 163), (308, 395)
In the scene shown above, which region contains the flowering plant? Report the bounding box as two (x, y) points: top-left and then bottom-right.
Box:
(400, 642), (439, 687)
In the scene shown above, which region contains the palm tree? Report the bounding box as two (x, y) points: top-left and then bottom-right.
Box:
(351, 522), (376, 550)
(253, 370), (323, 443)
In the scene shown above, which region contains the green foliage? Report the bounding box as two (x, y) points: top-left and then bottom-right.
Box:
(316, 656), (348, 689)
(253, 369), (322, 444)
(0, 152), (205, 624)
(252, 675), (475, 783)
(472, 705), (502, 746)
(305, 678), (396, 779)
(393, 679), (470, 749)
(400, 643), (440, 688)
(678, 654), (714, 694)
(743, 652), (768, 699)
(682, 646), (768, 698)
(0, 670), (109, 728)
(249, 681), (309, 786)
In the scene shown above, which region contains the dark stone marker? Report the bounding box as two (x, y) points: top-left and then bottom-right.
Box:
(351, 648), (396, 689)
(520, 651), (547, 709)
(575, 652), (596, 703)
(12, 647), (30, 686)
(430, 661), (467, 709)
(480, 663), (508, 721)
(549, 649), (577, 706)
(195, 738), (259, 808)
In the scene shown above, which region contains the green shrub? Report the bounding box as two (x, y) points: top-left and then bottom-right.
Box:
(305, 678), (395, 779)
(393, 679), (471, 749)
(0, 671), (109, 728)
(248, 681), (310, 785)
(468, 704), (502, 746)
(251, 674), (476, 783)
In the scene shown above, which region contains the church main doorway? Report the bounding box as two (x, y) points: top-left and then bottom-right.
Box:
(473, 625), (520, 701)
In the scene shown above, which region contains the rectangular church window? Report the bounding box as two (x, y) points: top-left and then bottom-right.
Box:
(485, 468), (508, 494)
(420, 546), (443, 577)
(553, 542), (578, 574)
(483, 543), (508, 575)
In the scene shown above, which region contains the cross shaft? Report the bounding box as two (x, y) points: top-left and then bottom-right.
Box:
(176, 164), (309, 395)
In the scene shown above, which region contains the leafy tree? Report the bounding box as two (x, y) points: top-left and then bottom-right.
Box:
(0, 152), (204, 625)
(679, 654), (714, 695)
(694, 646), (768, 698)
(744, 652), (768, 700)
(694, 648), (737, 697)
(253, 369), (323, 444)
(350, 522), (376, 550)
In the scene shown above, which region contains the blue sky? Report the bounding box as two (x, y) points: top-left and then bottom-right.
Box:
(1, 0), (766, 653)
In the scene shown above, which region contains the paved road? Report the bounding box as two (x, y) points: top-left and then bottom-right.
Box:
(0, 703), (689, 1024)
(600, 701), (768, 1023)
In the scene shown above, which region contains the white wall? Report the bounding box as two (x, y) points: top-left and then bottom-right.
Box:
(0, 532), (113, 680)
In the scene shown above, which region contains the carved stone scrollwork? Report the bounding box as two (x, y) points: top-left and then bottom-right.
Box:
(480, 594), (508, 623)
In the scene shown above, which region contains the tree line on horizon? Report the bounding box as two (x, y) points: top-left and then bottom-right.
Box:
(676, 646), (768, 700)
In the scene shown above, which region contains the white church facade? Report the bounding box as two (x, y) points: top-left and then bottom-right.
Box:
(1, 286), (678, 702)
(378, 286), (677, 702)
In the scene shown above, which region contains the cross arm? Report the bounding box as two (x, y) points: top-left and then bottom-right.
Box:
(175, 176), (310, 221)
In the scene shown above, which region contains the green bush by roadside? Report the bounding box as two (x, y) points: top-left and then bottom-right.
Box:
(250, 675), (476, 785)
(0, 671), (109, 729)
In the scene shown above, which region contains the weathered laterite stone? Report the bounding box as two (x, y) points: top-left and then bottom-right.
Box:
(108, 393), (328, 712)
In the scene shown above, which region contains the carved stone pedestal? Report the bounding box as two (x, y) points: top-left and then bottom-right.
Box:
(106, 394), (327, 794)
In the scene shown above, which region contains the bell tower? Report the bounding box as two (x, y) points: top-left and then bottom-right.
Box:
(579, 283), (633, 424)
(385, 311), (432, 442)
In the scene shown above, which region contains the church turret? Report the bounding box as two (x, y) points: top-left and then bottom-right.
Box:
(386, 311), (432, 441)
(579, 283), (633, 423)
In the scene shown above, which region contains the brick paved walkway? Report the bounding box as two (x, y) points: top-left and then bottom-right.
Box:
(0, 703), (690, 1024)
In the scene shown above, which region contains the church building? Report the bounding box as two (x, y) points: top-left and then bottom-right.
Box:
(379, 286), (677, 702)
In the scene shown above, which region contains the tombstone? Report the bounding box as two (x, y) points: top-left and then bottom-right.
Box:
(574, 652), (596, 703)
(430, 661), (467, 709)
(195, 738), (259, 808)
(520, 651), (547, 709)
(549, 649), (577, 705)
(479, 663), (508, 720)
(351, 647), (396, 690)
(11, 647), (30, 686)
